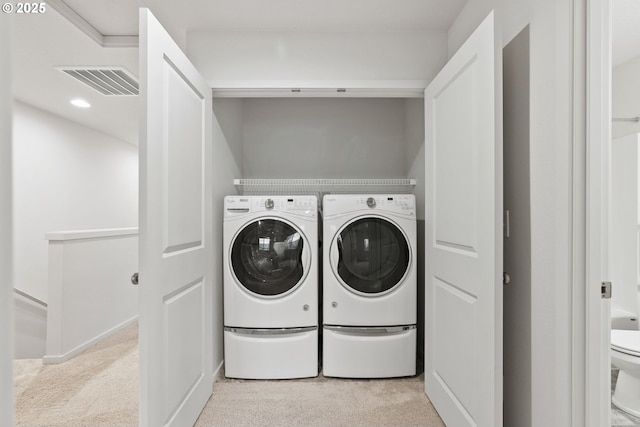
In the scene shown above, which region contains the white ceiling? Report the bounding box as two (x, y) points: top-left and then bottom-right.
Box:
(11, 0), (467, 145)
(10, 0), (640, 146)
(62, 0), (468, 35)
(12, 8), (139, 144)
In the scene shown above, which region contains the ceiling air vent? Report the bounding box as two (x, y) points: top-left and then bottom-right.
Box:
(58, 67), (139, 96)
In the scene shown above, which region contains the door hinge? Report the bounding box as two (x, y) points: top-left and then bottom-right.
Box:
(601, 281), (612, 299)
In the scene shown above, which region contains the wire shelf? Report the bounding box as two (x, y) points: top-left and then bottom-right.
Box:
(234, 178), (416, 196)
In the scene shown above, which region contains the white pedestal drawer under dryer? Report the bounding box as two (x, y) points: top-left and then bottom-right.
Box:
(322, 194), (417, 378)
(223, 195), (318, 379)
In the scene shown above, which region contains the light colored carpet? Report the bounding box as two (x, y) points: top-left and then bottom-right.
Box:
(14, 324), (444, 427)
(14, 323), (139, 427)
(196, 375), (445, 427)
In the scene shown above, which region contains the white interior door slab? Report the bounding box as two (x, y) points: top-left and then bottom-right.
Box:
(139, 8), (214, 427)
(424, 11), (503, 427)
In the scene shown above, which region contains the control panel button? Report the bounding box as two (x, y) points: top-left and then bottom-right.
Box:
(265, 199), (275, 209)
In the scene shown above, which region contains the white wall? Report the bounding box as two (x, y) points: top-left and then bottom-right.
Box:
(405, 98), (425, 364)
(212, 100), (243, 373)
(449, 1), (578, 425)
(240, 98), (409, 178)
(0, 11), (13, 427)
(187, 30), (447, 86)
(12, 101), (138, 304)
(213, 98), (244, 176)
(44, 229), (138, 363)
(612, 55), (640, 139)
(610, 134), (640, 319)
(43, 228), (138, 363)
(405, 98), (426, 220)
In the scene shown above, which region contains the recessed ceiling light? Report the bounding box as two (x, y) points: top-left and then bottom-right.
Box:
(70, 98), (91, 108)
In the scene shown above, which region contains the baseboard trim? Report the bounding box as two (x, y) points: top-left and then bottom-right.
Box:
(213, 360), (224, 382)
(43, 316), (138, 364)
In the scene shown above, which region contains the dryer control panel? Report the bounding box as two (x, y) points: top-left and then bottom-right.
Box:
(224, 195), (317, 217)
(356, 195), (415, 209)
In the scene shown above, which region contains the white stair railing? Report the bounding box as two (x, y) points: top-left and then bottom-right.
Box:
(13, 287), (47, 308)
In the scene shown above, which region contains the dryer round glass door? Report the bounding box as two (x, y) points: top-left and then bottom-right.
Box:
(231, 219), (306, 297)
(334, 217), (410, 295)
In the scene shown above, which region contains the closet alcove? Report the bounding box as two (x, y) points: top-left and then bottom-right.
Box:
(214, 93), (427, 368)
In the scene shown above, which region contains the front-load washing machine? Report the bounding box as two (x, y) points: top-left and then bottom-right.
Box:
(223, 195), (318, 379)
(322, 194), (416, 378)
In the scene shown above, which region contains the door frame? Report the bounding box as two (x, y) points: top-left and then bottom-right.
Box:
(0, 11), (13, 427)
(584, 0), (611, 425)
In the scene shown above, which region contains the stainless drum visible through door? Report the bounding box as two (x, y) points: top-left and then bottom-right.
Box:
(231, 218), (306, 297)
(332, 217), (410, 295)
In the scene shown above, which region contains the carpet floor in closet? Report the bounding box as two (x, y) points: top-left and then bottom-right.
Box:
(13, 322), (445, 426)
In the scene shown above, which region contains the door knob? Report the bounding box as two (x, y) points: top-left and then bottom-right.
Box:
(503, 272), (510, 285)
(131, 272), (139, 285)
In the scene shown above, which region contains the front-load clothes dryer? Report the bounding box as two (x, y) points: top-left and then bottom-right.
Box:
(322, 194), (417, 378)
(223, 195), (318, 379)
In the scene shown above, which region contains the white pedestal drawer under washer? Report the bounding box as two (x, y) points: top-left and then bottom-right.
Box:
(322, 194), (417, 378)
(223, 195), (318, 379)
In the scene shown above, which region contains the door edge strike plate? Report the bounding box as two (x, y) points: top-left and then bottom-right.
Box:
(601, 281), (612, 299)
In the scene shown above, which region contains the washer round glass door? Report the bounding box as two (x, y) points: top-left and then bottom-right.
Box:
(231, 218), (306, 297)
(333, 217), (410, 295)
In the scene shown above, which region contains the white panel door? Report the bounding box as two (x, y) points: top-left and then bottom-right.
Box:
(424, 11), (503, 427)
(139, 8), (213, 427)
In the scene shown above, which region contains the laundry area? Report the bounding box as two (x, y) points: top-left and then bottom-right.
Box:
(139, 3), (510, 423)
(215, 97), (425, 380)
(4, 0), (602, 426)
